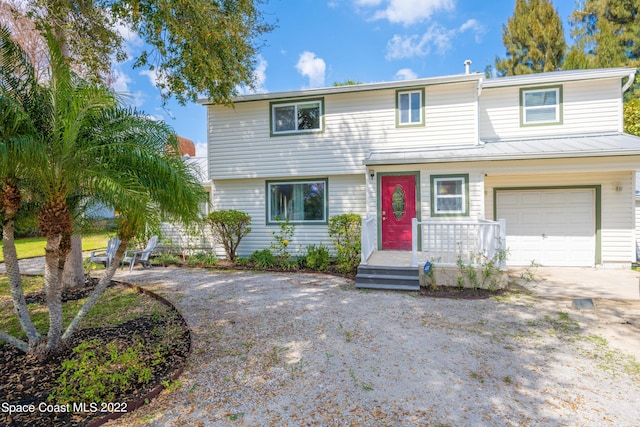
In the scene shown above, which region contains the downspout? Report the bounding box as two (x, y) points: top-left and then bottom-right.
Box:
(622, 71), (636, 94)
(621, 71), (636, 132)
(476, 77), (484, 145)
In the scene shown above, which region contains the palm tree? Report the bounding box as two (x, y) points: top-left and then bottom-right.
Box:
(0, 25), (47, 352)
(0, 26), (205, 358)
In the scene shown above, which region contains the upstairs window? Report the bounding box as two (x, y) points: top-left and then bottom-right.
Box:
(430, 174), (469, 217)
(521, 86), (562, 125)
(397, 89), (424, 126)
(271, 99), (323, 135)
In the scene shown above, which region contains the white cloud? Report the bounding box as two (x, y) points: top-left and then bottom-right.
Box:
(110, 68), (131, 93)
(139, 69), (160, 87)
(108, 67), (146, 107)
(385, 18), (486, 60)
(295, 51), (326, 88)
(144, 113), (164, 122)
(394, 68), (417, 80)
(236, 55), (268, 95)
(365, 0), (454, 26)
(252, 55), (268, 92)
(459, 18), (486, 43)
(385, 24), (454, 59)
(139, 69), (170, 95)
(113, 20), (143, 60)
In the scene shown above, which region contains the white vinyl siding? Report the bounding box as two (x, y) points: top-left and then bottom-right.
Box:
(208, 81), (478, 180)
(211, 175), (366, 258)
(480, 78), (622, 140)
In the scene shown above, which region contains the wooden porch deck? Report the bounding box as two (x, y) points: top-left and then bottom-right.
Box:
(364, 250), (414, 267)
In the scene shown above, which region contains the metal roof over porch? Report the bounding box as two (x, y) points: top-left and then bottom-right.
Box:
(363, 133), (640, 166)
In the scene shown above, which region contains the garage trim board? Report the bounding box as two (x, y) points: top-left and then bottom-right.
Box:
(493, 185), (601, 266)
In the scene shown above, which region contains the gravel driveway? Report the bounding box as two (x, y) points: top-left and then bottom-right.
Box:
(99, 267), (640, 427)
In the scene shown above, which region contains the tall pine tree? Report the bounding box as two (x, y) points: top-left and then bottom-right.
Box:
(495, 0), (566, 76)
(564, 0), (639, 70)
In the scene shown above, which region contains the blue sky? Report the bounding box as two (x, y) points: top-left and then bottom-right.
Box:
(112, 0), (576, 157)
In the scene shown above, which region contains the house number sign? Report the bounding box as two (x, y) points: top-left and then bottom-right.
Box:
(392, 185), (405, 220)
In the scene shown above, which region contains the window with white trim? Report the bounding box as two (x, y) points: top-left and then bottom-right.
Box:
(397, 89), (423, 126)
(271, 99), (323, 135)
(521, 87), (561, 125)
(431, 175), (468, 216)
(267, 179), (327, 223)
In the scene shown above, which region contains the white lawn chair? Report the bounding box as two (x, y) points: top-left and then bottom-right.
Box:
(88, 237), (121, 268)
(122, 235), (158, 271)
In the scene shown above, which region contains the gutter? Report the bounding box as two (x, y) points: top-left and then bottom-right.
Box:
(198, 73), (483, 105)
(364, 149), (640, 166)
(622, 70), (637, 93)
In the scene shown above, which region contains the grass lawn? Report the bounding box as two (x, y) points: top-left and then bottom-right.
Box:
(0, 276), (167, 340)
(0, 233), (111, 261)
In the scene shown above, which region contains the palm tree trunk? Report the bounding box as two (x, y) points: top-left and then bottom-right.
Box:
(43, 234), (63, 354)
(1, 183), (40, 351)
(62, 238), (128, 341)
(62, 235), (84, 288)
(3, 217), (40, 346)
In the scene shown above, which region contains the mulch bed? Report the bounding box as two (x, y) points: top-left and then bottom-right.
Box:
(419, 286), (509, 299)
(0, 281), (191, 427)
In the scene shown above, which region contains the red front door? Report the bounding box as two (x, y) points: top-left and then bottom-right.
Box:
(381, 175), (417, 250)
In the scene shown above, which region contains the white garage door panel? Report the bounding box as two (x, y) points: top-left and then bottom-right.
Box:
(497, 189), (595, 267)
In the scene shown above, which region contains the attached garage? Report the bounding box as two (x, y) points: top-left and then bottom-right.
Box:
(496, 188), (597, 267)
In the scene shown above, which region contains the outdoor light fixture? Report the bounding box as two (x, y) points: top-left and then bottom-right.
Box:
(369, 169), (375, 179)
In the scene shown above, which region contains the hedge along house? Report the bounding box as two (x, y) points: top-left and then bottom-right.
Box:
(199, 66), (640, 288)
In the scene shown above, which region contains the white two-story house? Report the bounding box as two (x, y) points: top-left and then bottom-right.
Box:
(199, 67), (640, 271)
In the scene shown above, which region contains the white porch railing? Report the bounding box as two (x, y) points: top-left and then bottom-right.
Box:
(411, 218), (506, 269)
(361, 214), (377, 265)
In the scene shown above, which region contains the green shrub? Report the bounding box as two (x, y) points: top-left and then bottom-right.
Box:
(250, 249), (276, 269)
(206, 210), (252, 261)
(305, 244), (330, 271)
(328, 214), (361, 274)
(235, 257), (251, 267)
(50, 338), (154, 404)
(270, 217), (295, 260)
(151, 253), (182, 266)
(279, 258), (301, 271)
(186, 252), (218, 266)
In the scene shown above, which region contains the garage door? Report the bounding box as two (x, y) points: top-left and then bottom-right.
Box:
(496, 189), (595, 267)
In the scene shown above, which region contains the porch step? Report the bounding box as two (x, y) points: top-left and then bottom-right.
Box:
(355, 265), (420, 291)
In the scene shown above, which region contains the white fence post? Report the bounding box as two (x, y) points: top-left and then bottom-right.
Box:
(411, 218), (418, 267)
(361, 214), (377, 265)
